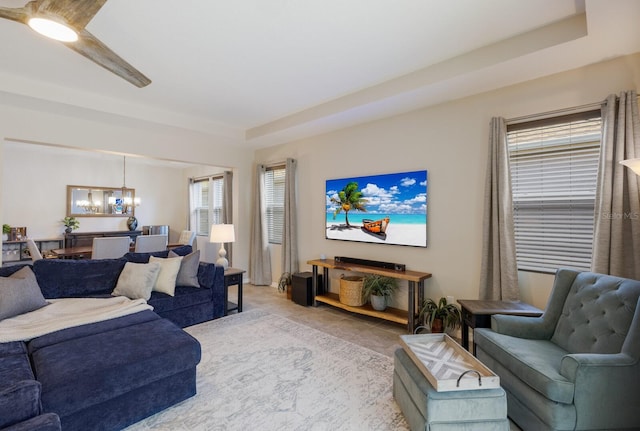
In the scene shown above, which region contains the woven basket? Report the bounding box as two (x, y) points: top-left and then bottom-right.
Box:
(339, 275), (365, 306)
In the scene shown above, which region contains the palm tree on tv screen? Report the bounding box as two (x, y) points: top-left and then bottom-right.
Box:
(331, 181), (367, 227)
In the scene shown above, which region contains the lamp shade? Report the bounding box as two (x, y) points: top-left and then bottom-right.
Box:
(210, 224), (235, 243)
(620, 158), (640, 176)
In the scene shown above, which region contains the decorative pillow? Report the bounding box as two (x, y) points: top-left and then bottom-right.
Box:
(169, 249), (200, 287)
(149, 256), (183, 296)
(0, 266), (48, 320)
(112, 262), (161, 301)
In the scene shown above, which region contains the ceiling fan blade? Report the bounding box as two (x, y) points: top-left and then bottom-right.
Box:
(0, 0), (149, 88)
(0, 4), (31, 24)
(64, 29), (151, 88)
(37, 0), (107, 29)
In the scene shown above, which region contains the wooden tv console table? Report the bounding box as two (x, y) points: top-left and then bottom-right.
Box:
(307, 258), (432, 332)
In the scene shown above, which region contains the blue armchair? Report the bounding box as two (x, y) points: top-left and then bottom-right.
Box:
(474, 269), (640, 430)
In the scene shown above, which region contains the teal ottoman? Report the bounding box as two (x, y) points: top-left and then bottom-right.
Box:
(393, 348), (509, 431)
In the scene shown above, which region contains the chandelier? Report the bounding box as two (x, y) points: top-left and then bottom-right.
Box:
(108, 156), (141, 214)
(76, 189), (102, 213)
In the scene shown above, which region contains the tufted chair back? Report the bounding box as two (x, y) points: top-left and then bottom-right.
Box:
(550, 271), (640, 354)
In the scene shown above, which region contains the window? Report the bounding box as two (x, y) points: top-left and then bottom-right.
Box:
(507, 111), (602, 273)
(190, 176), (224, 236)
(265, 166), (285, 244)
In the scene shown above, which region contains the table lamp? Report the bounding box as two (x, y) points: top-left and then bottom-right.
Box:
(210, 224), (235, 269)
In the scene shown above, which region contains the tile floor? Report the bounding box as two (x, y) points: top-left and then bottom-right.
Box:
(230, 283), (521, 431)
(235, 283), (408, 356)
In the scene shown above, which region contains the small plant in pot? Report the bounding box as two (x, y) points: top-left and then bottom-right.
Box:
(61, 216), (80, 234)
(361, 274), (398, 311)
(277, 272), (293, 300)
(2, 224), (10, 241)
(418, 297), (461, 333)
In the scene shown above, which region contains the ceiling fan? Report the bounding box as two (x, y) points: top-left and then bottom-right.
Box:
(0, 0), (151, 87)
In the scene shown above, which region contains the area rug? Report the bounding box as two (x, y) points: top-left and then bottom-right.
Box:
(125, 309), (408, 431)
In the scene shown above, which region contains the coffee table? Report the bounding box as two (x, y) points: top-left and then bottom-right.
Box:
(394, 334), (508, 430)
(457, 299), (543, 354)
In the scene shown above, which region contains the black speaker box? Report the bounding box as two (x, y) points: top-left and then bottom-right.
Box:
(292, 272), (320, 306)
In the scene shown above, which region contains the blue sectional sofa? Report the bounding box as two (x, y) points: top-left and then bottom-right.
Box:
(0, 248), (226, 430)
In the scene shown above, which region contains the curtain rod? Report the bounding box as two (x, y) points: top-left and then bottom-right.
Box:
(506, 101), (603, 125)
(263, 160), (286, 169)
(506, 94), (640, 125)
(191, 172), (224, 182)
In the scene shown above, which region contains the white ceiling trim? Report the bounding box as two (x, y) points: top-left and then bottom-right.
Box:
(246, 13), (588, 145)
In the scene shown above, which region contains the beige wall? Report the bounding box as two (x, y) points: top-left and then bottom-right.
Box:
(255, 53), (640, 310)
(0, 99), (254, 272)
(2, 144), (186, 240)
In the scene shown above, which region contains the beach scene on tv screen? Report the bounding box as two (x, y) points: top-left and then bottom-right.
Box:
(325, 170), (427, 247)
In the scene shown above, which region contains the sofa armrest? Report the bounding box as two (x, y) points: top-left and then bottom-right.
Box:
(560, 353), (640, 429)
(197, 262), (225, 318)
(560, 352), (637, 382)
(491, 314), (553, 339)
(0, 413), (61, 431)
(0, 381), (42, 430)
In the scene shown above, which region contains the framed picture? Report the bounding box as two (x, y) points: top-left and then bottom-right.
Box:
(325, 170), (427, 247)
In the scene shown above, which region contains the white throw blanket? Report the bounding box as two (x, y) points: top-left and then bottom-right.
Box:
(0, 296), (153, 343)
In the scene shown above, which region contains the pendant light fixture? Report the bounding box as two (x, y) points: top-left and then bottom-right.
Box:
(108, 156), (141, 213)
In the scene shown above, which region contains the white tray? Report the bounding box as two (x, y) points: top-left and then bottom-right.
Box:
(399, 334), (500, 392)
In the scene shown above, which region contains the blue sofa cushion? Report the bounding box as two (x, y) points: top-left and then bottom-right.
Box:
(123, 245), (192, 263)
(0, 264), (31, 278)
(0, 341), (41, 429)
(0, 341), (27, 358)
(167, 245), (192, 256)
(33, 259), (126, 298)
(31, 318), (201, 418)
(0, 380), (43, 430)
(474, 329), (575, 404)
(2, 412), (61, 431)
(148, 286), (212, 313)
(27, 311), (160, 355)
(0, 348), (34, 386)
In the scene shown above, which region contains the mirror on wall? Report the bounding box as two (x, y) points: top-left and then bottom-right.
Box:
(67, 185), (137, 217)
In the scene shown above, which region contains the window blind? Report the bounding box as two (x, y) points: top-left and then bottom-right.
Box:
(192, 180), (209, 236)
(191, 176), (224, 236)
(507, 111), (601, 273)
(265, 166), (285, 244)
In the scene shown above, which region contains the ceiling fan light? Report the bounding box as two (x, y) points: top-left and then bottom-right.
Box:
(28, 17), (78, 42)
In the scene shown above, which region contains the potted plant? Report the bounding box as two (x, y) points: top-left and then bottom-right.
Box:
(61, 216), (80, 234)
(418, 297), (461, 333)
(2, 224), (10, 241)
(361, 274), (398, 311)
(277, 272), (293, 300)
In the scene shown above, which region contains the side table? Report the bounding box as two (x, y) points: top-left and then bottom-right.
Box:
(457, 299), (543, 354)
(224, 268), (245, 316)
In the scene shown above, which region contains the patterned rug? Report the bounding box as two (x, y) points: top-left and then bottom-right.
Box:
(126, 309), (408, 431)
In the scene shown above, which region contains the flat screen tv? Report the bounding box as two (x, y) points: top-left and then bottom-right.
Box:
(325, 170), (427, 247)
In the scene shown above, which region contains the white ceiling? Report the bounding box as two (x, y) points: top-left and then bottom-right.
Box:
(1, 0), (639, 148)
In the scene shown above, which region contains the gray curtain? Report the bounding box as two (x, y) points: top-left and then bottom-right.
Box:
(281, 158), (298, 275)
(592, 91), (640, 279)
(249, 164), (272, 285)
(479, 117), (519, 300)
(222, 170), (233, 266)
